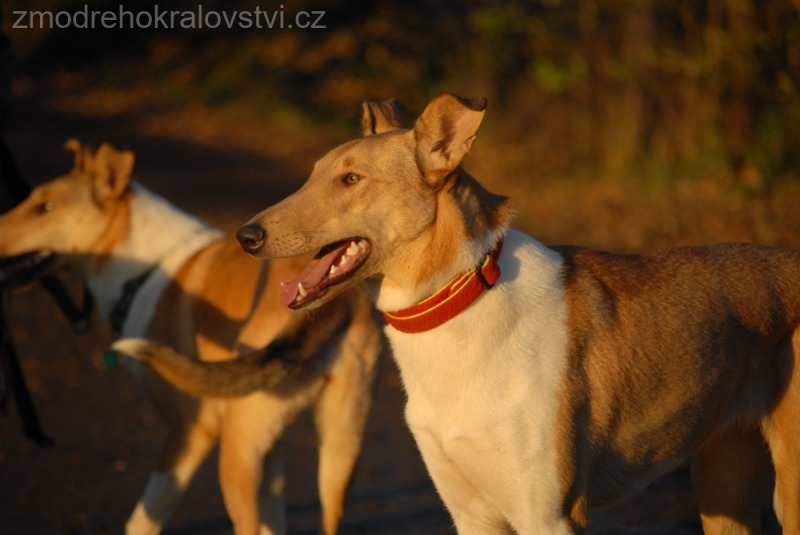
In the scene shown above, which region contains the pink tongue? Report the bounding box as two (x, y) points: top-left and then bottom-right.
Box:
(280, 242), (350, 306)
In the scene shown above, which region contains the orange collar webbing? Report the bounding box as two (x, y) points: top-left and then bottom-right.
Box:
(382, 239), (503, 333)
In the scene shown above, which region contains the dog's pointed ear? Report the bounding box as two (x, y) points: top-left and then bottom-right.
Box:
(413, 93), (487, 186)
(360, 98), (402, 136)
(91, 143), (135, 206)
(64, 138), (88, 170)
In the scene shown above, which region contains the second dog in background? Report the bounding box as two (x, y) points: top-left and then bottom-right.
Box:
(0, 140), (383, 535)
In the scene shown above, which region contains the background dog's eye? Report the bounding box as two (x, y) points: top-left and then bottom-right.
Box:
(35, 201), (54, 214)
(342, 172), (361, 185)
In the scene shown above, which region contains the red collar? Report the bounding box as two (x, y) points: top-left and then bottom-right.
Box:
(382, 239), (503, 333)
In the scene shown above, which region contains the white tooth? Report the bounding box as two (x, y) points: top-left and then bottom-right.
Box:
(338, 255), (348, 266)
(358, 240), (367, 249)
(329, 265), (339, 275)
(297, 282), (308, 297)
(347, 244), (358, 256)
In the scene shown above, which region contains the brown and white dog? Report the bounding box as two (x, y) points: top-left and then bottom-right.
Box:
(119, 94), (800, 535)
(0, 140), (383, 535)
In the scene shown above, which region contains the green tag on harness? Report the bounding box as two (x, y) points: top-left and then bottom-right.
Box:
(103, 349), (119, 369)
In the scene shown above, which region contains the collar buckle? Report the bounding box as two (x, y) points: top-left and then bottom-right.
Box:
(474, 259), (495, 289)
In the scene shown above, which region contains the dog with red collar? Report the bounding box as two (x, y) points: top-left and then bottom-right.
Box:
(122, 95), (800, 535)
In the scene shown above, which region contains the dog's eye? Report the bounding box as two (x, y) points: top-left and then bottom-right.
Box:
(35, 201), (54, 214)
(341, 172), (361, 186)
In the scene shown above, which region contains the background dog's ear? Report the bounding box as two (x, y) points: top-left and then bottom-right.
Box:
(360, 98), (402, 136)
(413, 93), (487, 186)
(91, 143), (135, 207)
(64, 138), (89, 171)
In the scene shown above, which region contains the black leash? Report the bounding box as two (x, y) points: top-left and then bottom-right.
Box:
(0, 138), (97, 447)
(0, 12), (95, 448)
(0, 304), (55, 447)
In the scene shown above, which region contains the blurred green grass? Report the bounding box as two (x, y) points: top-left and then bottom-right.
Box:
(10, 1), (799, 185)
(10, 1), (799, 186)
(6, 0), (800, 252)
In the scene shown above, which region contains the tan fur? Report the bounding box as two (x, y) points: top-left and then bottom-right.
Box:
(393, 171), (509, 289)
(239, 97), (510, 311)
(0, 141), (382, 535)
(90, 190), (132, 262)
(147, 239), (303, 361)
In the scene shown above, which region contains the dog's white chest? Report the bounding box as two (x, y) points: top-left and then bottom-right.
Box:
(384, 230), (572, 531)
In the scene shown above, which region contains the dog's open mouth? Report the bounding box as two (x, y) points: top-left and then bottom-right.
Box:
(280, 238), (370, 309)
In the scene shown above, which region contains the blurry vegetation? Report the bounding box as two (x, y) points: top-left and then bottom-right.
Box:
(6, 0), (800, 189)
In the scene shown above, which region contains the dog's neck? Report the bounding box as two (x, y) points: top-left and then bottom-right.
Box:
(373, 170), (511, 312)
(81, 183), (214, 324)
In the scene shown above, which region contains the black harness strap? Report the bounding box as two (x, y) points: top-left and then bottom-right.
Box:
(40, 276), (95, 335)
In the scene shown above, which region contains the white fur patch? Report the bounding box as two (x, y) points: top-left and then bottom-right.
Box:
(383, 229), (572, 533)
(84, 183), (222, 335)
(122, 227), (221, 336)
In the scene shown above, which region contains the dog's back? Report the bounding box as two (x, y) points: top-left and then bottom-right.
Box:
(553, 242), (800, 518)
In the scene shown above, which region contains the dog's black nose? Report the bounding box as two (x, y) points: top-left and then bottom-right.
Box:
(237, 224), (266, 254)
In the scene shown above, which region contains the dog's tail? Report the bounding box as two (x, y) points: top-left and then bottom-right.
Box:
(112, 308), (348, 398)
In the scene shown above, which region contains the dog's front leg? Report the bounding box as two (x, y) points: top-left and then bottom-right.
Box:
(412, 430), (513, 534)
(126, 395), (221, 535)
(413, 426), (578, 535)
